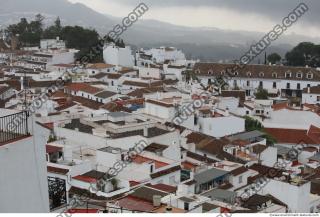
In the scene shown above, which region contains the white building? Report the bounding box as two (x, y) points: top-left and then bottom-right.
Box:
(103, 44), (134, 67)
(144, 47), (186, 64)
(194, 63), (320, 98)
(25, 49), (78, 70)
(302, 86), (320, 104)
(0, 109), (50, 212)
(40, 37), (66, 50)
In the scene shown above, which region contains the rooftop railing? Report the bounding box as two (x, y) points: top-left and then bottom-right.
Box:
(0, 111), (30, 145)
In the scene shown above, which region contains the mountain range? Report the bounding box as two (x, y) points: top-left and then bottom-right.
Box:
(1, 0), (319, 61)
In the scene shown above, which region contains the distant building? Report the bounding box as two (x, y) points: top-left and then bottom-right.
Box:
(302, 86), (320, 104)
(40, 37), (66, 50)
(103, 43), (134, 67)
(193, 63), (320, 98)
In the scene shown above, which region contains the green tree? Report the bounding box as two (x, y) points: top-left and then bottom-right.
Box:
(285, 42), (320, 67)
(43, 17), (63, 38)
(255, 87), (268, 100)
(267, 53), (281, 64)
(244, 116), (263, 131)
(244, 116), (277, 145)
(61, 26), (102, 62)
(6, 14), (44, 46)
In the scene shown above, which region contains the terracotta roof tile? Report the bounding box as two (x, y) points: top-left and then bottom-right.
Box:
(264, 127), (317, 144)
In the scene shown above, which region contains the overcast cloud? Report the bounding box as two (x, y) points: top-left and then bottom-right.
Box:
(68, 0), (320, 36)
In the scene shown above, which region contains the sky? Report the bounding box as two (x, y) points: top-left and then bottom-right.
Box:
(67, 0), (320, 36)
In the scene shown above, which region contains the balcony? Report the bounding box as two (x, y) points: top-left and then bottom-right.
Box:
(0, 111), (30, 145)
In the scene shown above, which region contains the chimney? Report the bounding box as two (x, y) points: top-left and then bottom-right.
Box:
(225, 107), (230, 116)
(308, 87), (310, 94)
(153, 195), (162, 207)
(143, 126), (148, 137)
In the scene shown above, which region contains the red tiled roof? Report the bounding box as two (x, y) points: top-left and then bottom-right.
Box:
(132, 155), (169, 169)
(130, 181), (141, 187)
(303, 86), (320, 94)
(66, 83), (102, 94)
(272, 102), (289, 111)
(73, 175), (97, 183)
(87, 63), (115, 69)
(47, 166), (69, 175)
(46, 145), (62, 154)
(147, 183), (177, 193)
(230, 166), (248, 176)
(67, 209), (99, 213)
(72, 96), (103, 110)
(307, 125), (320, 144)
(145, 99), (174, 108)
(117, 195), (156, 212)
(150, 165), (181, 179)
(264, 127), (318, 144)
(193, 62), (320, 81)
(182, 161), (197, 170)
(51, 90), (68, 98)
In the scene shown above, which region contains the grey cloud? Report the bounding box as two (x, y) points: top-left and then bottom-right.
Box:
(116, 0), (319, 25)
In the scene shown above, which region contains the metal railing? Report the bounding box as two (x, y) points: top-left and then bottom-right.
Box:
(0, 111), (30, 144)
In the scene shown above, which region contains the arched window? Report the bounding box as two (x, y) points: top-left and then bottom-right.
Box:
(307, 72), (313, 79)
(272, 72), (277, 78)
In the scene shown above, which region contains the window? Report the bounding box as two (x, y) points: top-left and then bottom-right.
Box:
(307, 84), (311, 87)
(221, 71), (225, 75)
(239, 175), (243, 184)
(285, 71), (292, 78)
(259, 72), (264, 77)
(195, 69), (200, 74)
(259, 81), (263, 88)
(234, 71), (239, 76)
(150, 165), (154, 173)
(184, 202), (189, 211)
(297, 83), (301, 90)
(92, 71), (95, 74)
(246, 111), (249, 115)
(286, 83), (290, 89)
(296, 72), (303, 78)
(273, 82), (276, 89)
(317, 96), (320, 102)
(272, 72), (277, 78)
(247, 72), (252, 77)
(307, 73), (313, 79)
(247, 80), (250, 86)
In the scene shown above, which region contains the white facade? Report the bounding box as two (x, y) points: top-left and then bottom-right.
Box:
(198, 115), (245, 138)
(40, 38), (66, 50)
(145, 47), (186, 64)
(138, 66), (163, 79)
(103, 44), (134, 67)
(0, 112), (50, 212)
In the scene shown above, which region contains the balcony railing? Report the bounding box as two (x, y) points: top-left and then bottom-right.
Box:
(0, 111), (30, 145)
